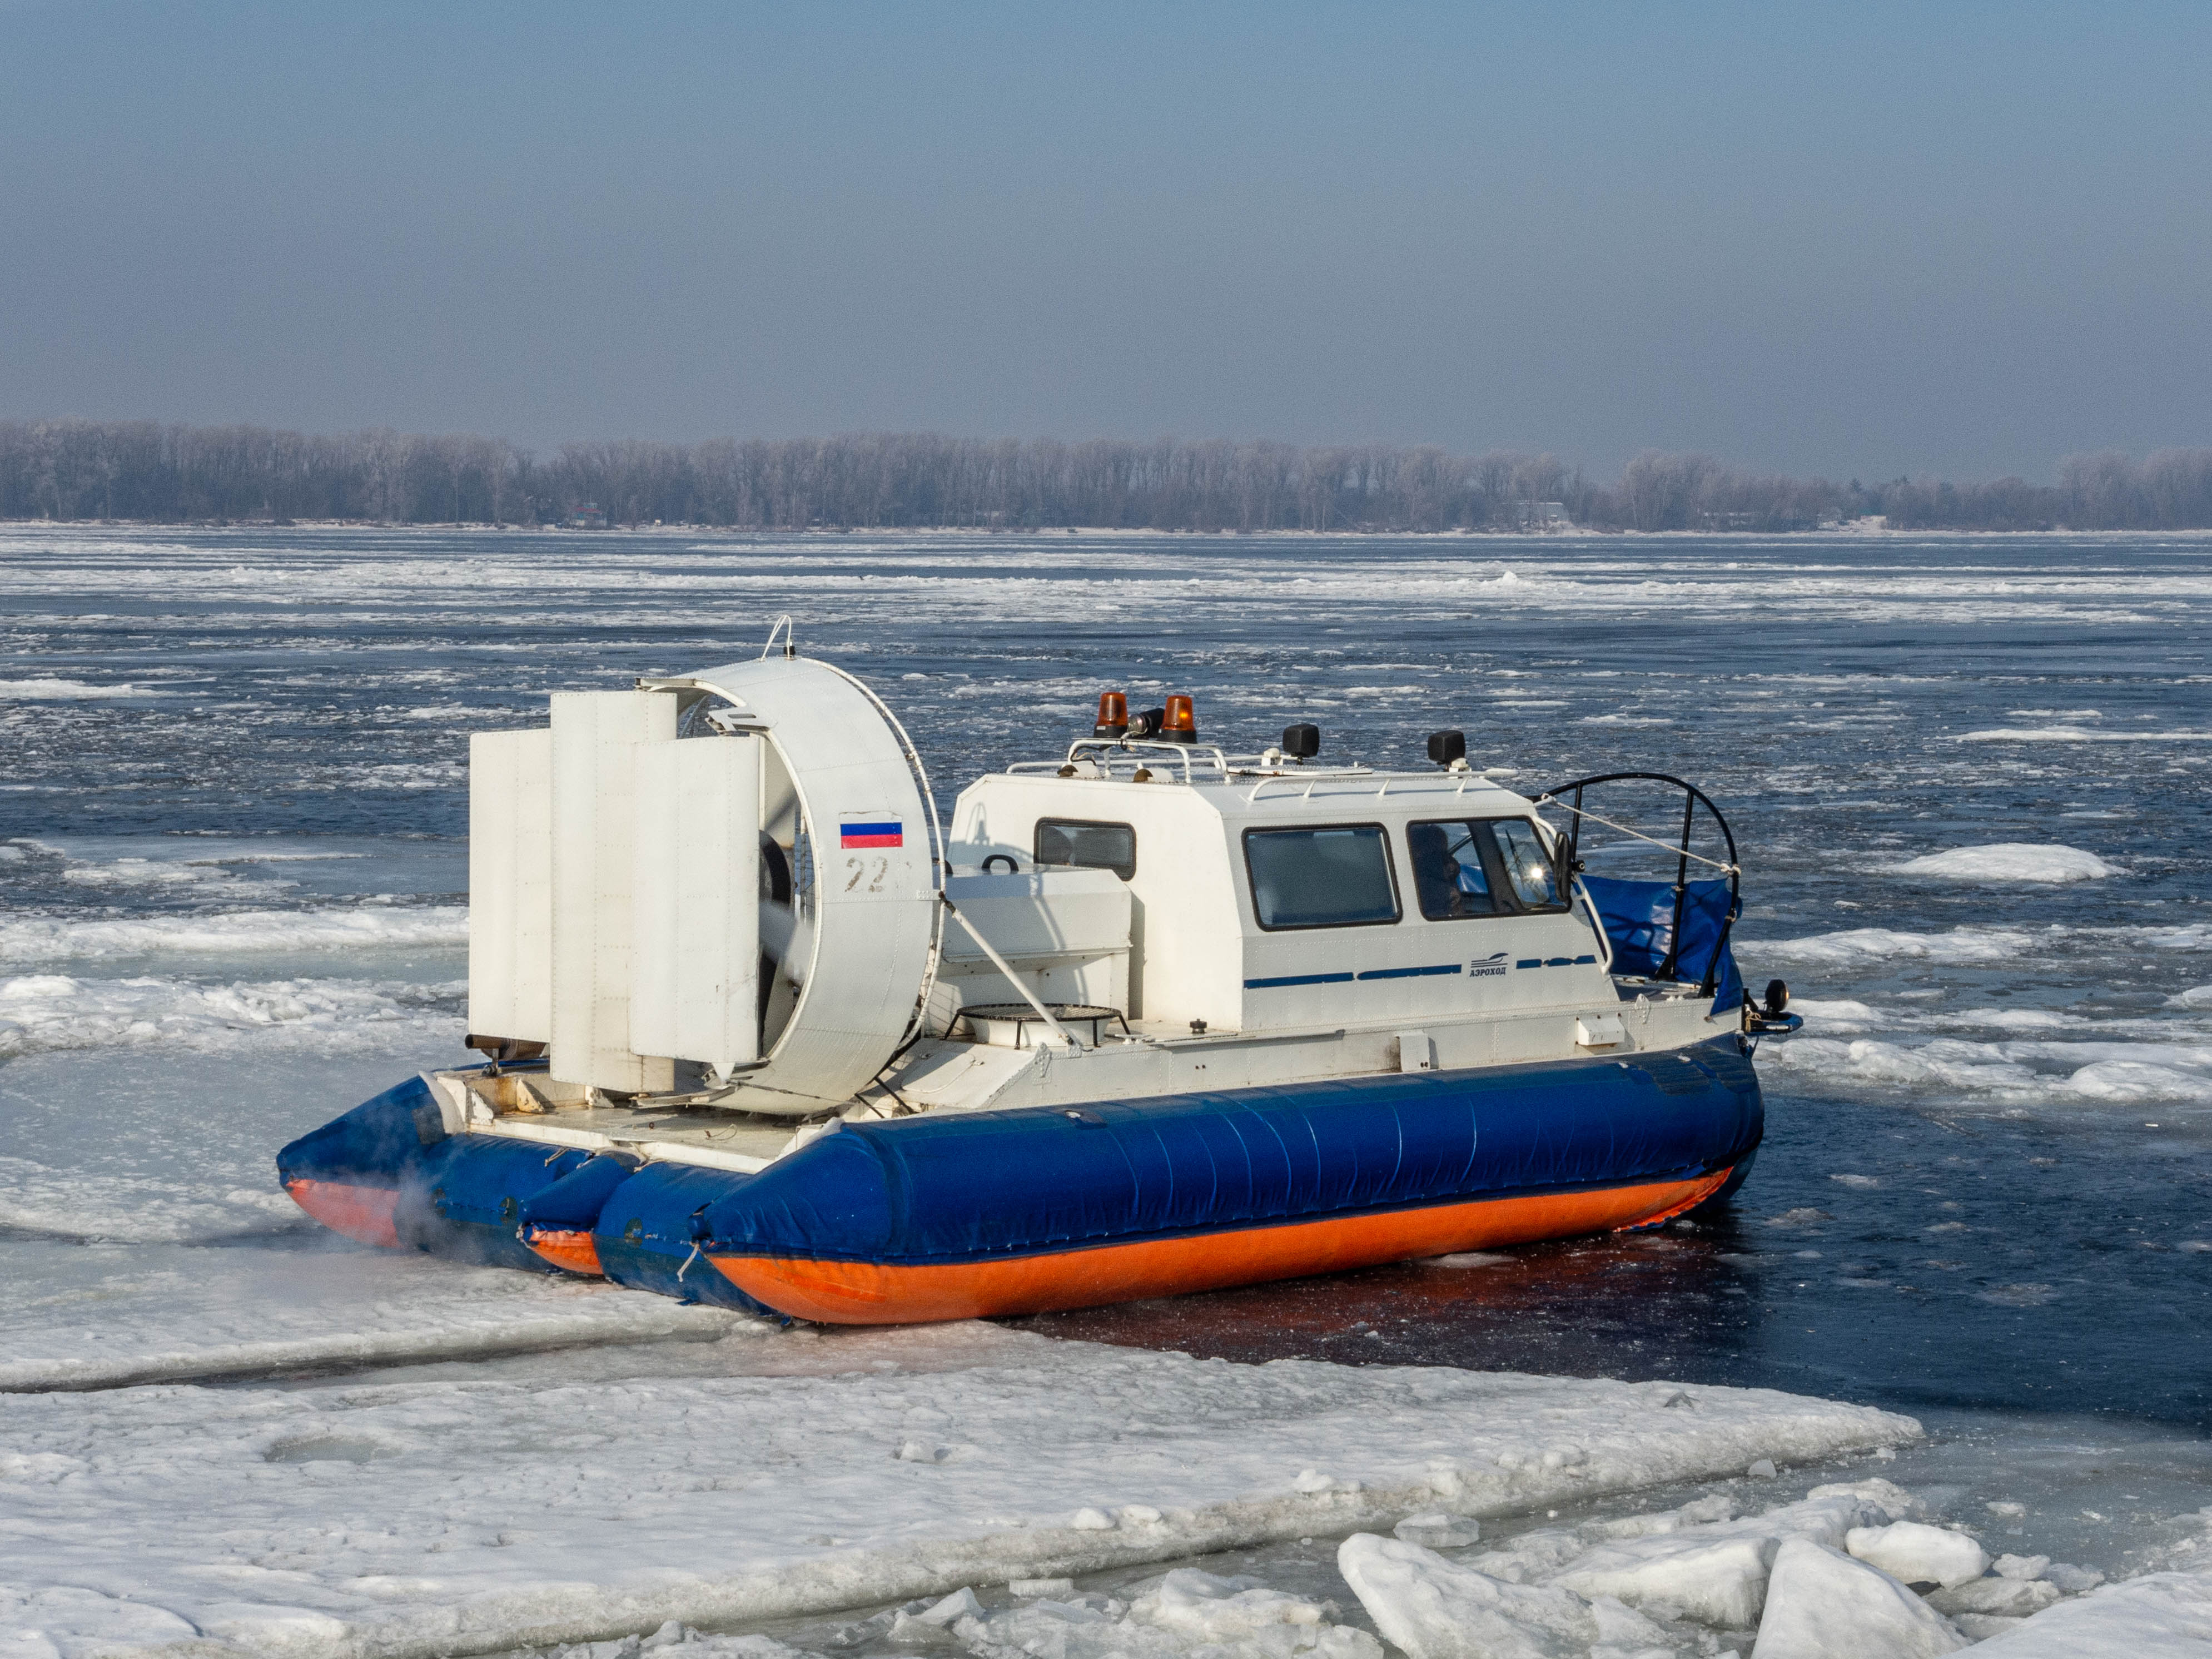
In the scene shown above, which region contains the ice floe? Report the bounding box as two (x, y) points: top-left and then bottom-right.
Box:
(1844, 1521), (1989, 1588)
(1393, 1514), (1482, 1548)
(1968, 1570), (2212, 1653)
(1339, 1533), (1666, 1659)
(0, 1336), (1914, 1658)
(0, 973), (463, 1058)
(1743, 920), (2212, 970)
(54, 856), (298, 896)
(0, 904), (469, 963)
(1955, 727), (2212, 743)
(1534, 1481), (1916, 1626)
(1759, 1035), (2212, 1108)
(0, 678), (169, 699)
(0, 1251), (746, 1391)
(1925, 1574), (2061, 1617)
(1744, 926), (2047, 966)
(1748, 1536), (1966, 1656)
(1547, 1524), (1775, 1625)
(1887, 844), (2117, 883)
(1326, 1479), (2156, 1659)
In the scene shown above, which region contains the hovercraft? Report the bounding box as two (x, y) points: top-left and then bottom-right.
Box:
(280, 638), (1797, 1323)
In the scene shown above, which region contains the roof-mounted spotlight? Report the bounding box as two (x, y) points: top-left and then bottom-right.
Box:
(1280, 722), (1320, 761)
(1126, 706), (1168, 740)
(1426, 729), (1468, 767)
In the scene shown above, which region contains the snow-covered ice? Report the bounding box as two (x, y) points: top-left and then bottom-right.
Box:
(0, 1249), (745, 1392)
(1747, 1537), (1966, 1657)
(0, 1333), (1914, 1659)
(1887, 844), (2117, 883)
(1538, 1481), (1916, 1626)
(0, 972), (461, 1059)
(1844, 1522), (1989, 1588)
(1967, 1571), (2212, 1654)
(846, 1568), (1386, 1659)
(0, 905), (469, 965)
(0, 678), (168, 700)
(1923, 1574), (2060, 1617)
(1338, 1533), (1667, 1659)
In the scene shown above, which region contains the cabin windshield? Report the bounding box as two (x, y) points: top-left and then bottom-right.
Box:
(1408, 817), (1567, 918)
(1493, 819), (1563, 908)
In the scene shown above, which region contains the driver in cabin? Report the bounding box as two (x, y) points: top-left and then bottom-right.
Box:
(1407, 822), (1493, 920)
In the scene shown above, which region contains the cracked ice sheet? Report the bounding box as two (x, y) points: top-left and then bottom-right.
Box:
(1969, 1569), (2212, 1655)
(0, 1240), (749, 1392)
(0, 1047), (745, 1394)
(0, 1329), (1916, 1659)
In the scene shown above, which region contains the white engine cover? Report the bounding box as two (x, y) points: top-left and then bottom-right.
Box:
(466, 656), (934, 1111)
(548, 690), (679, 1092)
(630, 732), (762, 1077)
(466, 729), (553, 1045)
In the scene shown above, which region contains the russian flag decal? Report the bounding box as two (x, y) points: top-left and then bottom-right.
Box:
(840, 818), (903, 849)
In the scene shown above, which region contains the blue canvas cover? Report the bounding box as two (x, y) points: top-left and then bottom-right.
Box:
(1579, 875), (1743, 1015)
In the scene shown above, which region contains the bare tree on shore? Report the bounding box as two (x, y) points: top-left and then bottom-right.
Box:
(1, 416), (2206, 532)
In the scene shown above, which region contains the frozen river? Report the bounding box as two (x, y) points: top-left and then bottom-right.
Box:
(2, 524), (2208, 1656)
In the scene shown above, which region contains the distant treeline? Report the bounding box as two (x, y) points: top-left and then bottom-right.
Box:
(4, 418), (2211, 533)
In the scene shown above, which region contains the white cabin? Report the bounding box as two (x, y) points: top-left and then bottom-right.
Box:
(877, 741), (1726, 1116)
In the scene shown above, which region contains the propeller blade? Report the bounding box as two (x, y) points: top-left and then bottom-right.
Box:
(759, 900), (814, 986)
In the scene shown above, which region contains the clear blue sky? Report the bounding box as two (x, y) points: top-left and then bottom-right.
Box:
(2, 1), (2206, 479)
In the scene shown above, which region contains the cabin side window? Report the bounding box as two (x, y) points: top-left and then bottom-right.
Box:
(1034, 817), (1137, 881)
(1407, 817), (1567, 918)
(1244, 824), (1401, 930)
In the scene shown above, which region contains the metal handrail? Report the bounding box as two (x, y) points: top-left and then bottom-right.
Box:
(1536, 771), (1742, 995)
(1571, 875), (1617, 973)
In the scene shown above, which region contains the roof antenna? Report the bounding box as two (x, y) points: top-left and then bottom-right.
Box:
(760, 615), (797, 660)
